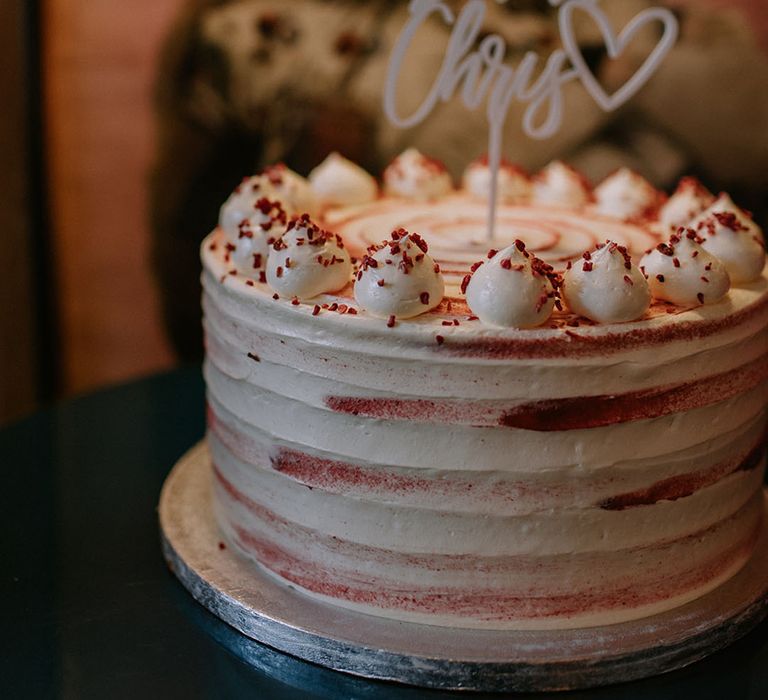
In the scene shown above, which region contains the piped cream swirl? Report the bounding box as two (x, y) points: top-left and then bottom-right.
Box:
(354, 229), (444, 319)
(383, 148), (452, 201)
(464, 242), (556, 328)
(462, 156), (531, 203)
(562, 241), (651, 323)
(265, 215), (351, 299)
(221, 199), (286, 278)
(531, 161), (591, 208)
(309, 152), (378, 207)
(657, 177), (714, 232)
(691, 193), (766, 284)
(221, 165), (317, 221)
(593, 168), (661, 221)
(641, 230), (730, 307)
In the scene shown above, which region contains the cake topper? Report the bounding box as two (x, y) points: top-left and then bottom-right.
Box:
(384, 0), (679, 240)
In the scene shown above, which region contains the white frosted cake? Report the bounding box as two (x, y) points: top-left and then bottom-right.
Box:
(202, 152), (768, 630)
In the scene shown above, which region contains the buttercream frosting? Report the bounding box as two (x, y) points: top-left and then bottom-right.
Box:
(309, 152), (378, 207)
(562, 241), (651, 323)
(462, 156), (531, 203)
(657, 177), (714, 232)
(221, 164), (317, 222)
(220, 198), (286, 278)
(464, 242), (556, 328)
(383, 148), (452, 200)
(593, 168), (661, 221)
(692, 194), (766, 284)
(354, 229), (444, 319)
(531, 161), (591, 208)
(641, 229), (731, 306)
(265, 214), (351, 299)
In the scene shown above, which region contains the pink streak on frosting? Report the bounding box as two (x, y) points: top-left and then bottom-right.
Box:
(323, 356), (767, 430)
(207, 401), (763, 513)
(600, 444), (765, 510)
(215, 461), (761, 621)
(231, 522), (758, 620)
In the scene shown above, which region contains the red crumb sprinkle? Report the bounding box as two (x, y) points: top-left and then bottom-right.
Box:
(312, 305), (320, 316)
(387, 315), (396, 328)
(276, 266), (284, 278)
(347, 308), (358, 315)
(461, 274), (472, 295)
(500, 258), (512, 270)
(247, 352), (260, 362)
(435, 335), (445, 345)
(329, 303), (338, 311)
(434, 263), (440, 273)
(420, 292), (430, 305)
(291, 297), (300, 306)
(245, 280), (254, 287)
(705, 262), (712, 271)
(582, 261), (593, 272)
(487, 249), (498, 259)
(673, 258), (680, 268)
(623, 275), (633, 285)
(467, 315), (479, 321)
(259, 271), (267, 284)
(692, 250), (699, 258)
(441, 320), (452, 326)
(377, 279), (385, 287)
(701, 276), (709, 283)
(713, 211), (748, 232)
(656, 274), (665, 282)
(697, 292), (705, 304)
(208, 242), (218, 251)
(338, 304), (349, 314)
(228, 269), (237, 276)
(218, 542), (227, 550)
(272, 293), (279, 300)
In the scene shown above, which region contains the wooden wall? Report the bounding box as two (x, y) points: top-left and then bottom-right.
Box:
(44, 0), (183, 396)
(0, 1), (41, 424)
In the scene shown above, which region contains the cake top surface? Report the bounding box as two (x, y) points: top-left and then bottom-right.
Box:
(206, 151), (768, 357)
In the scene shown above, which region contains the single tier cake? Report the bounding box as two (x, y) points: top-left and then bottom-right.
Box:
(202, 152), (768, 630)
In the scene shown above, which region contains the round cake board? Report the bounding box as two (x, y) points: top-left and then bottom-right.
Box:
(159, 441), (768, 693)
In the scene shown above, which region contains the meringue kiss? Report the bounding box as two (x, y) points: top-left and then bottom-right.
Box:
(354, 229), (444, 319)
(464, 241), (556, 328)
(641, 229), (730, 307)
(383, 148), (452, 201)
(562, 241), (650, 323)
(266, 215), (351, 299)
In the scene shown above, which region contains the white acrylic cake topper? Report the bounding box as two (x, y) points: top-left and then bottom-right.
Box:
(384, 0), (679, 241)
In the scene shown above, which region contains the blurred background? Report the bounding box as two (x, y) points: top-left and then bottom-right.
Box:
(2, 0), (767, 425)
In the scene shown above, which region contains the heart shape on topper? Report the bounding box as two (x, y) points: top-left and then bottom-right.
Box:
(559, 0), (679, 112)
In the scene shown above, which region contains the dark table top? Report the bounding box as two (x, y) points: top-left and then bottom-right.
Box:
(2, 367), (767, 699)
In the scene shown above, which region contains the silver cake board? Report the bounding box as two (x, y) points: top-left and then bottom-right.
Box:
(159, 441), (768, 693)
